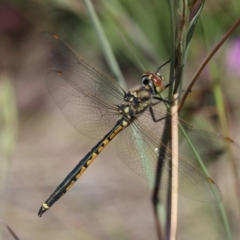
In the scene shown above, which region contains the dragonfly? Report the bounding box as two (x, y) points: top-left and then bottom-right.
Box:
(38, 31), (235, 217)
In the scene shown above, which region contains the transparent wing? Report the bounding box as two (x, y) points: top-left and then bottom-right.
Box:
(135, 105), (239, 165)
(41, 32), (124, 139)
(116, 107), (235, 202)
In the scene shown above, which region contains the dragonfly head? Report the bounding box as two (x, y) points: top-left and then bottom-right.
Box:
(142, 72), (164, 94)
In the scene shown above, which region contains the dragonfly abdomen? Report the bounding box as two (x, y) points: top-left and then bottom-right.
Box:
(38, 119), (129, 217)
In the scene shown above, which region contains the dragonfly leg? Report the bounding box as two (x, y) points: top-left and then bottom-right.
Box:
(149, 106), (167, 122)
(153, 96), (173, 104)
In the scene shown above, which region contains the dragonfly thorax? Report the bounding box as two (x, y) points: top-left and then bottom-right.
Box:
(118, 87), (151, 121)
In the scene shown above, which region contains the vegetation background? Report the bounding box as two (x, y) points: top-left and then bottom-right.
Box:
(0, 0), (240, 239)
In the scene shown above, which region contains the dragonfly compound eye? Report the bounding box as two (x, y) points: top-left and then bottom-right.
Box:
(142, 76), (150, 86)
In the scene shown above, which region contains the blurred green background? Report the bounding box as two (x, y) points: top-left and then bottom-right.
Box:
(0, 0), (240, 239)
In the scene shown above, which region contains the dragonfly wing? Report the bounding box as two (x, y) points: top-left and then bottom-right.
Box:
(41, 32), (124, 139)
(177, 119), (240, 164)
(144, 105), (239, 164)
(117, 111), (222, 202)
(46, 70), (120, 139)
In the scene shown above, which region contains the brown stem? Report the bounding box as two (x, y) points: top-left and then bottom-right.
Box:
(178, 17), (240, 113)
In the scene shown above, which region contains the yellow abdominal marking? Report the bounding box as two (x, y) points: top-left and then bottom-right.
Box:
(66, 180), (75, 191)
(87, 152), (98, 165)
(109, 125), (124, 140)
(97, 145), (104, 153)
(76, 166), (87, 179)
(103, 138), (109, 145)
(43, 203), (49, 209)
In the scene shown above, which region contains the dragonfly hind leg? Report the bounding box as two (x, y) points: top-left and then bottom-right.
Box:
(149, 106), (168, 122)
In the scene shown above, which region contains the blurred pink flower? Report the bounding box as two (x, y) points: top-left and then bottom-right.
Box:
(226, 37), (240, 75)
